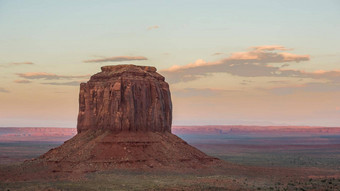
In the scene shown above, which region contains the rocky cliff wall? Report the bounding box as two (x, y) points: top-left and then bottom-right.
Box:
(77, 65), (172, 133)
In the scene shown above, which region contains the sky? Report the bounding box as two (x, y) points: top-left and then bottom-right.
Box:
(0, 0), (340, 127)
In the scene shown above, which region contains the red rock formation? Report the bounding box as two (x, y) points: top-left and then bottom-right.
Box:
(77, 65), (172, 133)
(30, 64), (220, 172)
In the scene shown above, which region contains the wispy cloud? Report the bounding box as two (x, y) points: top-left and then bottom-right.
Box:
(251, 45), (290, 51)
(270, 82), (340, 95)
(173, 88), (239, 97)
(212, 52), (223, 56)
(227, 47), (308, 62)
(14, 80), (31, 84)
(160, 45), (311, 83)
(0, 87), (9, 93)
(17, 72), (90, 80)
(10, 62), (34, 66)
(304, 70), (340, 82)
(240, 80), (253, 85)
(267, 70), (340, 95)
(268, 80), (290, 84)
(1, 61), (34, 68)
(41, 81), (82, 86)
(147, 25), (159, 30)
(83, 56), (148, 63)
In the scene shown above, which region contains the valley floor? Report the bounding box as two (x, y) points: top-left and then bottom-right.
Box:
(0, 127), (340, 190)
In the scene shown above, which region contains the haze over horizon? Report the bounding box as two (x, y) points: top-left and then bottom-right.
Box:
(1, 1), (340, 127)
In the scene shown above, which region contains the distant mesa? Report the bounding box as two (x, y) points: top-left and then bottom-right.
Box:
(31, 64), (220, 173)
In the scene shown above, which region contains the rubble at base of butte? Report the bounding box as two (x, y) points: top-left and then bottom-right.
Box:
(33, 65), (221, 172)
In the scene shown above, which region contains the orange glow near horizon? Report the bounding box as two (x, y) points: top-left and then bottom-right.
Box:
(1, 1), (340, 127)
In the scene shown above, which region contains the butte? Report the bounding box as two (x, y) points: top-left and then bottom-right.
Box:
(37, 65), (220, 172)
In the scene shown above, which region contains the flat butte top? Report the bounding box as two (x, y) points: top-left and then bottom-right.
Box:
(89, 65), (165, 82)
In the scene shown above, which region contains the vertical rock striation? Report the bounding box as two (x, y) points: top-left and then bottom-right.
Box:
(77, 65), (172, 133)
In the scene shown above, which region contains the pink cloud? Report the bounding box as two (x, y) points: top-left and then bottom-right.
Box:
(279, 52), (310, 62)
(0, 87), (9, 93)
(269, 81), (340, 95)
(161, 45), (340, 94)
(229, 51), (260, 60)
(10, 62), (34, 65)
(212, 52), (224, 56)
(147, 25), (160, 30)
(305, 70), (340, 82)
(164, 59), (216, 72)
(1, 61), (34, 68)
(229, 47), (309, 62)
(17, 72), (90, 80)
(83, 56), (148, 63)
(251, 45), (289, 51)
(160, 45), (311, 83)
(14, 80), (31, 84)
(41, 81), (82, 86)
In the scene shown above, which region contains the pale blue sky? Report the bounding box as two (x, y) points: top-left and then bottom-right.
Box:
(0, 0), (340, 127)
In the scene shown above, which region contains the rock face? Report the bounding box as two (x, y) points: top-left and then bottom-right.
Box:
(77, 65), (172, 133)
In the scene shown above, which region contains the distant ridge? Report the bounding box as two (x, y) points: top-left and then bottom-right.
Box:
(1, 125), (340, 142)
(172, 125), (340, 136)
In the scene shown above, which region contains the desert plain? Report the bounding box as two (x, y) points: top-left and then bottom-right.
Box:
(1, 125), (340, 190)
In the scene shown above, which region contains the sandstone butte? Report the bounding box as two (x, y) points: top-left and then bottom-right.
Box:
(24, 64), (221, 173)
(77, 65), (172, 133)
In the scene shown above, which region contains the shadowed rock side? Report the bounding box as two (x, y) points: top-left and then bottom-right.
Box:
(24, 64), (220, 173)
(77, 65), (172, 133)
